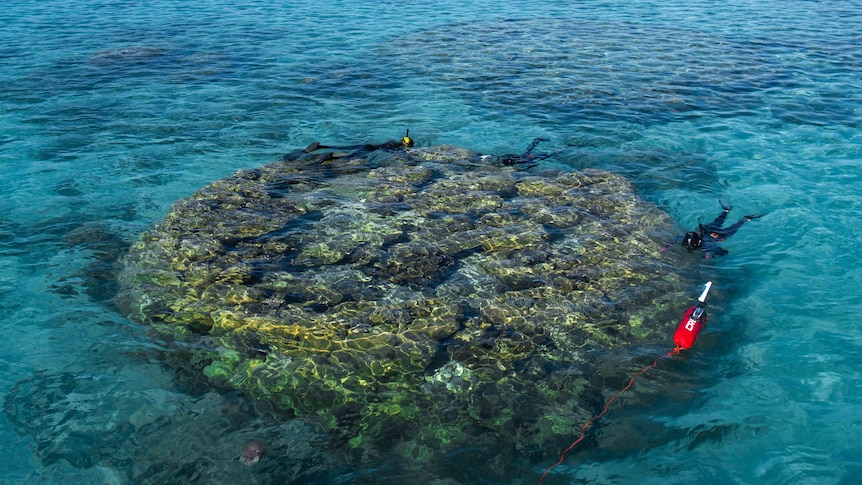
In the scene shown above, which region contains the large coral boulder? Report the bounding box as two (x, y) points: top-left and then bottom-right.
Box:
(118, 144), (693, 459)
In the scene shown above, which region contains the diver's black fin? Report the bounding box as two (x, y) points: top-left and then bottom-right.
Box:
(304, 141), (330, 153)
(524, 137), (548, 155)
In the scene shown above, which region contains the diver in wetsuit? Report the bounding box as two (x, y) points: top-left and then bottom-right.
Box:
(304, 129), (413, 154)
(283, 130), (414, 163)
(681, 201), (764, 258)
(497, 137), (564, 168)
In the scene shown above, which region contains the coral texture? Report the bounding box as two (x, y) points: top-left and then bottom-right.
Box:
(118, 144), (693, 459)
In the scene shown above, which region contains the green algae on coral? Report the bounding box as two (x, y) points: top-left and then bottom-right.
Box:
(118, 143), (696, 460)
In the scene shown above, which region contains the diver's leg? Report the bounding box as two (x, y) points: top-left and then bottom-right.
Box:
(524, 137), (549, 155)
(717, 219), (747, 238)
(704, 210), (730, 232)
(720, 213), (764, 238)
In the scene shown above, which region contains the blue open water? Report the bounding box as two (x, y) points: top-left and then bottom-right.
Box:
(1, 0), (861, 483)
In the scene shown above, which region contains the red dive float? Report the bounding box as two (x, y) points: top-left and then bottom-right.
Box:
(540, 281), (715, 484)
(673, 281), (712, 350)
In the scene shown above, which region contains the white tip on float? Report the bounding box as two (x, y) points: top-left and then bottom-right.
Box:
(698, 281), (713, 303)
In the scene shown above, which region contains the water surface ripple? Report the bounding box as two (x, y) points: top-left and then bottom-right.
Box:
(1, 0), (861, 483)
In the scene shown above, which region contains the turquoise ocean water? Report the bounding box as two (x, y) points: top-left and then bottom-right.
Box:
(1, 0), (861, 483)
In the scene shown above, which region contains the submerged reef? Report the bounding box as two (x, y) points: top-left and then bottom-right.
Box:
(118, 144), (695, 460)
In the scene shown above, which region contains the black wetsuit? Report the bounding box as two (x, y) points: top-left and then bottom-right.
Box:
(700, 210), (748, 258)
(686, 206), (762, 258)
(282, 134), (413, 165)
(497, 138), (572, 168)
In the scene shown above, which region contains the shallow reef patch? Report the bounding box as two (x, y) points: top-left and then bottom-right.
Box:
(118, 144), (696, 459)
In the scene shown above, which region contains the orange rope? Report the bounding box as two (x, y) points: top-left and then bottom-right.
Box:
(539, 347), (681, 484)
